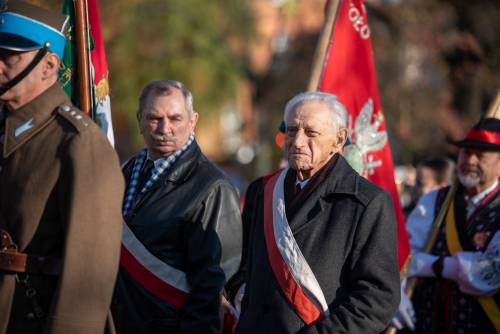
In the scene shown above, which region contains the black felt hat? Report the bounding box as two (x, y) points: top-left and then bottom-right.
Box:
(451, 117), (500, 151)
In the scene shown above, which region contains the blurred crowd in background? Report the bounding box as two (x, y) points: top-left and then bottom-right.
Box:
(38, 0), (500, 195)
(395, 157), (456, 217)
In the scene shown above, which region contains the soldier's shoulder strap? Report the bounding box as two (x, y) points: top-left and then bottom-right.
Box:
(56, 104), (92, 133)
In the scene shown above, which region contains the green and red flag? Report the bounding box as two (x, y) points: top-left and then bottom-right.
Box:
(59, 0), (78, 106)
(59, 0), (115, 145)
(319, 0), (410, 270)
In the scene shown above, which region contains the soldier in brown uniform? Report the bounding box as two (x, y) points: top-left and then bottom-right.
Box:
(0, 1), (125, 333)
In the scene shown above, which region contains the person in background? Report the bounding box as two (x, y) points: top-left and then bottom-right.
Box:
(394, 165), (417, 217)
(112, 80), (242, 334)
(392, 117), (500, 333)
(415, 157), (455, 197)
(404, 157), (456, 215)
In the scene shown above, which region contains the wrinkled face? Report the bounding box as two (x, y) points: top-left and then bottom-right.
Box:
(284, 101), (346, 180)
(0, 49), (42, 104)
(139, 89), (198, 159)
(457, 148), (500, 194)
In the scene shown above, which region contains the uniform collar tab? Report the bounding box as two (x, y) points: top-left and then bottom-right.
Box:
(3, 83), (70, 158)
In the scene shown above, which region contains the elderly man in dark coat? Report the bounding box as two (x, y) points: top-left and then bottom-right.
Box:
(0, 1), (124, 333)
(112, 80), (242, 334)
(235, 92), (400, 334)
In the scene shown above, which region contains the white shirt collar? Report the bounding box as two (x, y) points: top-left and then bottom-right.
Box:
(295, 177), (309, 190)
(465, 179), (499, 206)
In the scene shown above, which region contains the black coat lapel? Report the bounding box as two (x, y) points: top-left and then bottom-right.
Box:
(286, 154), (355, 233)
(124, 142), (200, 217)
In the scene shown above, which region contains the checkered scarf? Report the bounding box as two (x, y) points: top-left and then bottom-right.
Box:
(122, 134), (195, 218)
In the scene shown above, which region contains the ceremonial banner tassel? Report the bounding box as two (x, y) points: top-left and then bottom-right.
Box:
(59, 0), (115, 145)
(317, 0), (410, 270)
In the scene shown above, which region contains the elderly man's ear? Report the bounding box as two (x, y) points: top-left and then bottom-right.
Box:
(335, 128), (348, 152)
(42, 53), (60, 79)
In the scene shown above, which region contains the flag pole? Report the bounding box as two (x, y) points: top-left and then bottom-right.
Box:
(74, 0), (92, 114)
(277, 0), (340, 134)
(306, 0), (341, 92)
(386, 87), (500, 334)
(486, 88), (500, 118)
(402, 181), (457, 291)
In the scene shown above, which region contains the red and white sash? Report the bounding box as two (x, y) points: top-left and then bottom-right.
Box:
(120, 223), (190, 308)
(263, 169), (329, 325)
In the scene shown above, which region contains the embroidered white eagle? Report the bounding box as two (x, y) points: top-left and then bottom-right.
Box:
(343, 98), (388, 176)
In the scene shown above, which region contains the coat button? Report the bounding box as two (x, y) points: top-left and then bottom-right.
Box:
(61, 105), (71, 112)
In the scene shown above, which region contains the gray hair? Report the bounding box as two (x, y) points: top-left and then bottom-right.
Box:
(284, 92), (347, 129)
(137, 80), (194, 120)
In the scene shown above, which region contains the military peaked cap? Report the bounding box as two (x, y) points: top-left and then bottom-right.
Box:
(0, 0), (68, 58)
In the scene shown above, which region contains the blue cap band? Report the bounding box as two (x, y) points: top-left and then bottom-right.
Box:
(0, 12), (66, 58)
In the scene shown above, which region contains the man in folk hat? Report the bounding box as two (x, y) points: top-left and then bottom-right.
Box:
(392, 117), (500, 333)
(0, 1), (124, 333)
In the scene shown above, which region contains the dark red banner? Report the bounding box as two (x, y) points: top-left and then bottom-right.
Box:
(319, 0), (409, 269)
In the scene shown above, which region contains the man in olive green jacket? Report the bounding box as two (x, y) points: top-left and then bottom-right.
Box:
(0, 1), (124, 333)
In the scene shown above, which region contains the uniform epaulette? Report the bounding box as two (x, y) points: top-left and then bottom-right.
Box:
(56, 104), (91, 133)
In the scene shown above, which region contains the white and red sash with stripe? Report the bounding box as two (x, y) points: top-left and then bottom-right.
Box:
(120, 223), (190, 308)
(263, 169), (330, 325)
